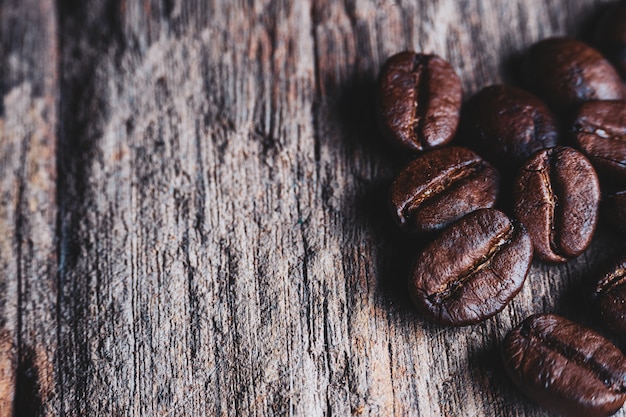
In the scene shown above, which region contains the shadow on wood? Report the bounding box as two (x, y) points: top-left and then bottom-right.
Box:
(12, 346), (43, 417)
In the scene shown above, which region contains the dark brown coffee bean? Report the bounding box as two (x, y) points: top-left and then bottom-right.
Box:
(573, 101), (626, 185)
(523, 37), (625, 114)
(390, 147), (499, 233)
(513, 146), (600, 263)
(593, 254), (626, 335)
(409, 208), (532, 326)
(503, 314), (626, 417)
(377, 51), (462, 152)
(605, 190), (626, 232)
(595, 1), (626, 79)
(462, 85), (559, 172)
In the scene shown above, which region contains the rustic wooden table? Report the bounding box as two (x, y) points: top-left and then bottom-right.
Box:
(2, 0), (626, 415)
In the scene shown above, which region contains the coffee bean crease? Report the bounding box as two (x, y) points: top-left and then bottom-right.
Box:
(519, 321), (626, 393)
(428, 223), (516, 305)
(391, 147), (499, 233)
(514, 146), (599, 262)
(410, 209), (532, 326)
(412, 54), (431, 150)
(596, 267), (626, 297)
(400, 160), (487, 223)
(546, 151), (565, 257)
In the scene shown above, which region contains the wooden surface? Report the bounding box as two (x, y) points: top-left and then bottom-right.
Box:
(1, 0), (626, 416)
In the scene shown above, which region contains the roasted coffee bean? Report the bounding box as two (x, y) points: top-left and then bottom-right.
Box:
(523, 38), (625, 114)
(605, 190), (626, 232)
(377, 51), (462, 152)
(593, 254), (626, 335)
(409, 208), (532, 326)
(503, 314), (626, 417)
(513, 146), (600, 263)
(595, 1), (626, 79)
(390, 147), (499, 233)
(462, 85), (558, 172)
(573, 101), (626, 185)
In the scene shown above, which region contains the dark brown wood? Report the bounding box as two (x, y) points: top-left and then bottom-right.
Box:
(2, 0), (626, 415)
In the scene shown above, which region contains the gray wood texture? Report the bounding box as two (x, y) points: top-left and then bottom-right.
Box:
(1, 0), (626, 415)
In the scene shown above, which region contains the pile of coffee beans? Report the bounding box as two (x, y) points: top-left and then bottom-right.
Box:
(376, 5), (626, 415)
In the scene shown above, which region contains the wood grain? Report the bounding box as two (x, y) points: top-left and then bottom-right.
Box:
(1, 0), (626, 415)
(0, 0), (58, 415)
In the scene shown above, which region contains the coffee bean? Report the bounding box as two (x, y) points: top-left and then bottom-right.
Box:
(593, 254), (626, 335)
(503, 314), (626, 417)
(595, 1), (626, 79)
(409, 208), (532, 326)
(462, 85), (558, 172)
(573, 100), (626, 185)
(513, 146), (600, 263)
(377, 51), (462, 152)
(523, 37), (625, 114)
(390, 147), (499, 233)
(605, 190), (626, 232)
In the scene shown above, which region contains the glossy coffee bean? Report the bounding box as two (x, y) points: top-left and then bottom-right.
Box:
(377, 51), (462, 152)
(513, 146), (600, 263)
(605, 190), (626, 232)
(523, 37), (625, 114)
(409, 208), (532, 326)
(573, 101), (626, 185)
(503, 314), (626, 417)
(462, 85), (559, 172)
(390, 147), (499, 233)
(593, 254), (626, 335)
(595, 1), (626, 79)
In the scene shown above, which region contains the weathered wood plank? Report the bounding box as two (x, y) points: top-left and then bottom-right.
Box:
(0, 0), (58, 416)
(56, 1), (324, 415)
(2, 0), (626, 416)
(0, 0), (58, 415)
